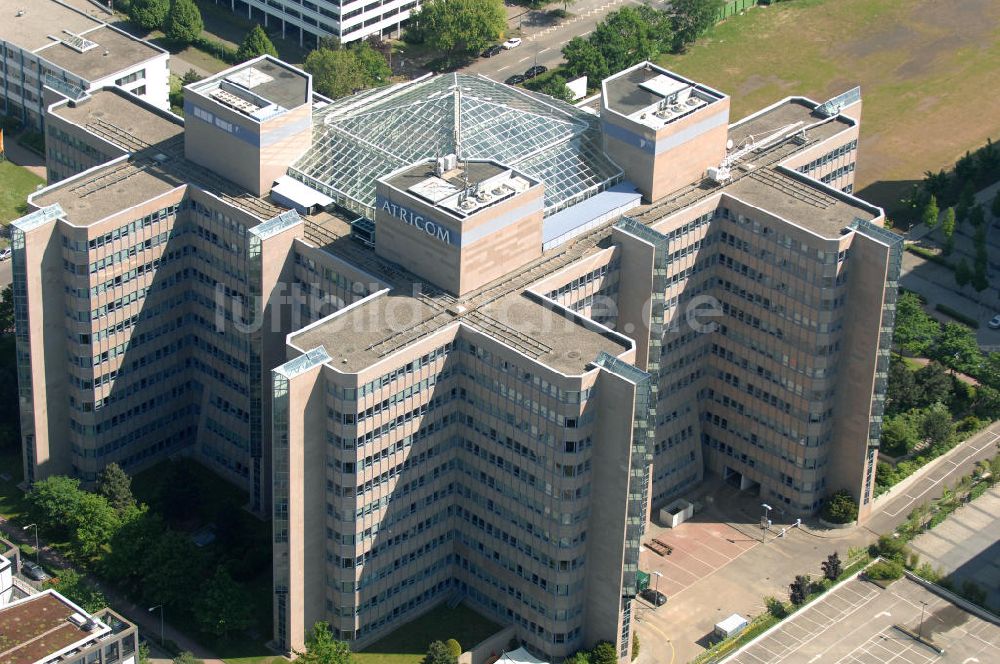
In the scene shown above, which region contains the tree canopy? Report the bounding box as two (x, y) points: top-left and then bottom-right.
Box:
(423, 641), (456, 664)
(670, 0), (724, 52)
(193, 567), (254, 638)
(98, 462), (136, 513)
(892, 292), (939, 356)
(297, 622), (353, 664)
(304, 42), (390, 99)
(409, 0), (506, 58)
(237, 25), (279, 61)
(561, 37), (609, 82)
(129, 0), (169, 30)
(165, 0), (204, 45)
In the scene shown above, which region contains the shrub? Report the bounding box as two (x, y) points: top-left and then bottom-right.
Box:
(905, 244), (954, 270)
(764, 595), (787, 618)
(934, 304), (979, 328)
(866, 559), (904, 581)
(631, 633), (639, 661)
(875, 534), (908, 562)
(820, 490), (858, 524)
(445, 640), (462, 659)
(788, 575), (810, 605)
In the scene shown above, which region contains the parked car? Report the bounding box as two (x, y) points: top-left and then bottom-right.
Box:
(0, 248), (11, 261)
(640, 588), (667, 606)
(481, 45), (502, 58)
(505, 74), (526, 85)
(21, 560), (50, 582)
(988, 314), (1000, 330)
(502, 37), (522, 50)
(523, 65), (548, 79)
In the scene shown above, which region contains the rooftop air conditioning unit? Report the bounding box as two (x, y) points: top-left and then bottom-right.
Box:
(444, 154), (458, 171)
(435, 157), (447, 177)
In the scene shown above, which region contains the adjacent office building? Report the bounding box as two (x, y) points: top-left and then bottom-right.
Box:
(0, 587), (139, 664)
(0, 0), (169, 131)
(12, 56), (898, 662)
(208, 0), (420, 45)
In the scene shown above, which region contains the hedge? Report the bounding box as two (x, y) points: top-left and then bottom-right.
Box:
(905, 244), (955, 270)
(934, 303), (980, 328)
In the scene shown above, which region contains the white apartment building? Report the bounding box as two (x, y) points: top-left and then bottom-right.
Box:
(211, 0), (420, 45)
(0, 0), (169, 130)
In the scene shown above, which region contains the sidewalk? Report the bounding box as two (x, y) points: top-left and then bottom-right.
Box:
(0, 514), (226, 664)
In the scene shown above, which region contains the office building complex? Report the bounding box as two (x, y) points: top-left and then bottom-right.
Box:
(0, 0), (169, 131)
(211, 0), (419, 45)
(13, 57), (898, 662)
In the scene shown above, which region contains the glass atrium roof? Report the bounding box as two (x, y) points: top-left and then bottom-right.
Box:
(289, 73), (623, 218)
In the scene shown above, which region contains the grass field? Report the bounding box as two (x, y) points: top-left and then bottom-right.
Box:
(355, 604), (502, 664)
(0, 160), (44, 224)
(658, 0), (1000, 220)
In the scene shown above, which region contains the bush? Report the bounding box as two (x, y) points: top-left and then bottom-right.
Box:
(934, 304), (979, 328)
(865, 559), (904, 581)
(820, 490), (858, 524)
(631, 633), (639, 661)
(445, 640), (462, 659)
(905, 244), (954, 269)
(874, 534), (908, 562)
(764, 595), (787, 618)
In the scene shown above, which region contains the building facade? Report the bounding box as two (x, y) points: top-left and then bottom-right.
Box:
(210, 0), (420, 45)
(0, 0), (169, 131)
(13, 58), (897, 662)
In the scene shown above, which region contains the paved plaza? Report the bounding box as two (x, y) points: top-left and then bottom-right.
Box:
(723, 576), (1000, 664)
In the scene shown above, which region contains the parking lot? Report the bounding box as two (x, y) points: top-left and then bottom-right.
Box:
(723, 576), (1000, 664)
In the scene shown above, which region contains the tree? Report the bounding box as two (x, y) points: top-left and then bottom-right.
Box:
(28, 476), (84, 532)
(788, 575), (810, 605)
(538, 75), (574, 102)
(142, 530), (203, 607)
(972, 258), (989, 291)
(352, 41), (392, 87)
(892, 292), (939, 356)
(954, 258), (972, 287)
(941, 207), (956, 253)
(921, 195), (939, 229)
(69, 491), (121, 557)
(562, 37), (609, 82)
(631, 633), (639, 661)
(973, 384), (1000, 420)
(297, 622), (352, 664)
(305, 48), (366, 99)
(423, 642), (455, 664)
(410, 0), (506, 58)
(670, 0), (723, 52)
(44, 568), (107, 613)
(932, 322), (982, 374)
(956, 181), (975, 224)
(886, 359), (919, 415)
(562, 654), (590, 664)
(821, 552), (843, 582)
(589, 643), (617, 664)
(101, 507), (159, 589)
(914, 361), (953, 406)
(237, 25), (278, 61)
(193, 567), (254, 638)
(992, 190), (1000, 219)
(969, 204), (986, 229)
(98, 463), (136, 513)
(921, 402), (955, 449)
(591, 7), (660, 74)
(880, 413), (920, 456)
(129, 0), (169, 30)
(0, 284), (13, 334)
(165, 0), (204, 45)
(820, 490), (858, 524)
(139, 642), (151, 664)
(445, 640), (462, 660)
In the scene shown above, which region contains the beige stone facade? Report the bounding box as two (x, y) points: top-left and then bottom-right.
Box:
(13, 57), (896, 664)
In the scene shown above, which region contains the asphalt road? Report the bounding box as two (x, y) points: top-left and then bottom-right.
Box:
(864, 423), (1000, 536)
(461, 0), (670, 82)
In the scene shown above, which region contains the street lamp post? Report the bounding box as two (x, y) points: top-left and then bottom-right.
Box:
(22, 523), (39, 564)
(653, 570), (663, 605)
(918, 600), (928, 639)
(148, 605), (165, 646)
(760, 504), (772, 543)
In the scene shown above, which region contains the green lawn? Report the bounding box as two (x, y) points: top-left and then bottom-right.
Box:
(658, 0), (1000, 220)
(0, 160), (44, 225)
(355, 604), (502, 664)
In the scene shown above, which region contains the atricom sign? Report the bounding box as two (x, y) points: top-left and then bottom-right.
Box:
(379, 198), (455, 245)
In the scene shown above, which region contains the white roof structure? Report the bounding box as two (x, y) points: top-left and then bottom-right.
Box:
(498, 647), (551, 664)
